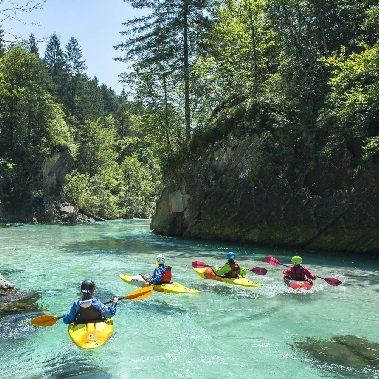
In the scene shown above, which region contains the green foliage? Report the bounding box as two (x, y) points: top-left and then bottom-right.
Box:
(0, 46), (73, 209)
(120, 155), (160, 218)
(320, 42), (379, 160)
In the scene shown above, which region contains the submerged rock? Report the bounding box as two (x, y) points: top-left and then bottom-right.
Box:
(0, 291), (39, 316)
(294, 335), (379, 371)
(0, 273), (16, 295)
(0, 273), (39, 316)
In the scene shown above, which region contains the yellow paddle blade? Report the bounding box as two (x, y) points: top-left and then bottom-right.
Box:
(31, 314), (61, 327)
(123, 285), (153, 301)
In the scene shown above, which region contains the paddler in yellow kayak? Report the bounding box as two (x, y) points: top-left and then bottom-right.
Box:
(214, 252), (247, 278)
(139, 254), (172, 285)
(63, 279), (119, 324)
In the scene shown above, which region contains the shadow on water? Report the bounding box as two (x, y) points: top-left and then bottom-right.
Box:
(40, 355), (112, 379)
(293, 335), (379, 379)
(125, 299), (187, 316)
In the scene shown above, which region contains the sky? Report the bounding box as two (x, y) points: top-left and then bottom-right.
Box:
(2, 0), (146, 94)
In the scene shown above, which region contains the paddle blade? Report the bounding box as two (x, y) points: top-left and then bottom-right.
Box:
(322, 277), (342, 286)
(264, 256), (281, 266)
(123, 285), (153, 301)
(31, 314), (61, 327)
(250, 267), (267, 275)
(192, 261), (208, 268)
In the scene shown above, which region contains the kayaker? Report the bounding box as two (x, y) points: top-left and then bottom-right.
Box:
(144, 254), (172, 285)
(283, 256), (317, 282)
(214, 251), (247, 278)
(63, 279), (118, 324)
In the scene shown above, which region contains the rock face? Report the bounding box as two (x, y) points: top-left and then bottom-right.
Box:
(151, 130), (379, 254)
(0, 273), (16, 296)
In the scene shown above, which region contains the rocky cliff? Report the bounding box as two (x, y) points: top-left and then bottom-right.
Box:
(151, 106), (379, 254)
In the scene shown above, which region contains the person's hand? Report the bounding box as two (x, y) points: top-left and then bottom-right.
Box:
(112, 297), (119, 304)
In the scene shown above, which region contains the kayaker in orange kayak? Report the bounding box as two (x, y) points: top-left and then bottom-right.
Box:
(283, 256), (317, 282)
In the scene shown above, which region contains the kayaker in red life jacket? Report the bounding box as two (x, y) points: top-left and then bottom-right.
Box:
(143, 254), (172, 285)
(283, 256), (317, 282)
(214, 252), (247, 278)
(63, 279), (118, 324)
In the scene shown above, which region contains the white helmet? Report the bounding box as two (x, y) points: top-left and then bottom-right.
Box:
(156, 254), (166, 264)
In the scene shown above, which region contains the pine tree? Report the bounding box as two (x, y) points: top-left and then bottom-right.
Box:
(116, 0), (217, 141)
(0, 28), (6, 56)
(65, 36), (86, 76)
(43, 33), (65, 77)
(28, 33), (39, 55)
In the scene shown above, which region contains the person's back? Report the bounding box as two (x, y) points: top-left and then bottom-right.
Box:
(63, 279), (118, 324)
(283, 256), (317, 282)
(148, 254), (172, 285)
(214, 252), (247, 278)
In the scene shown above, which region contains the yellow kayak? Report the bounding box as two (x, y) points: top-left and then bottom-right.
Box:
(68, 318), (114, 349)
(119, 274), (200, 294)
(192, 267), (262, 287)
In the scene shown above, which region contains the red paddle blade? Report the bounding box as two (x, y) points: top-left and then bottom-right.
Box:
(250, 267), (267, 275)
(192, 261), (208, 268)
(323, 277), (342, 286)
(264, 256), (281, 266)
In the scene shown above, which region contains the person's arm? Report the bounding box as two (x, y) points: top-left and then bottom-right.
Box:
(239, 266), (247, 276)
(149, 266), (164, 284)
(283, 267), (293, 277)
(93, 298), (118, 318)
(214, 264), (231, 276)
(63, 301), (79, 324)
(303, 267), (317, 280)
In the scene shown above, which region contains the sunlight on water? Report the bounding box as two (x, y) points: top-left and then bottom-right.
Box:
(0, 220), (378, 379)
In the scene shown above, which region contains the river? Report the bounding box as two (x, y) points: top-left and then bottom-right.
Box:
(0, 220), (378, 379)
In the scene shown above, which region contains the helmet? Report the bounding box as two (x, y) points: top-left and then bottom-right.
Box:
(81, 279), (95, 294)
(156, 254), (166, 264)
(226, 251), (235, 260)
(291, 256), (302, 264)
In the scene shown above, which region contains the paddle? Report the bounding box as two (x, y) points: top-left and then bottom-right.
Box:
(31, 285), (154, 327)
(192, 261), (212, 268)
(250, 267), (268, 275)
(264, 256), (342, 286)
(193, 261), (268, 276)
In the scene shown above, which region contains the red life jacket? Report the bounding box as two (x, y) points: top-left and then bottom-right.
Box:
(225, 261), (240, 278)
(290, 264), (306, 281)
(161, 266), (172, 284)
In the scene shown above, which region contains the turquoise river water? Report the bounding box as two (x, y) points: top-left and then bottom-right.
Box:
(0, 220), (378, 379)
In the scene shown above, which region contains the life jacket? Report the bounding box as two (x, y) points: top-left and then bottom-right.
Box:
(75, 301), (103, 323)
(290, 264), (306, 281)
(161, 266), (172, 284)
(225, 261), (240, 278)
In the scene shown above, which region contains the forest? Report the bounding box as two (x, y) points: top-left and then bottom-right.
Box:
(0, 0), (378, 232)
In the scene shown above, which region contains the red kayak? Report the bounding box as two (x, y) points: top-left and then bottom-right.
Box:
(284, 277), (313, 290)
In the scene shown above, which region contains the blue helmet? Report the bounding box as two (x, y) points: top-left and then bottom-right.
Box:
(226, 251), (235, 260)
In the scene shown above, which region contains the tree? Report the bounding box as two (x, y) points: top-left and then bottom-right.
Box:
(65, 36), (86, 76)
(27, 33), (38, 55)
(64, 36), (87, 115)
(0, 46), (73, 212)
(116, 0), (218, 141)
(0, 28), (6, 56)
(43, 33), (67, 98)
(62, 116), (124, 218)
